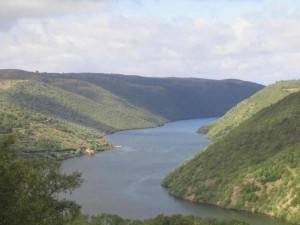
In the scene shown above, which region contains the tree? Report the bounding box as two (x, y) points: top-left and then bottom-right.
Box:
(0, 135), (82, 225)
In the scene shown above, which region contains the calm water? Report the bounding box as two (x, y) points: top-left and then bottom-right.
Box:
(62, 118), (288, 225)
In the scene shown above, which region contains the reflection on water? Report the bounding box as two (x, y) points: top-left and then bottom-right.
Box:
(62, 118), (289, 225)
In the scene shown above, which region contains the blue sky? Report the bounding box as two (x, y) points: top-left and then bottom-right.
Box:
(0, 0), (299, 84)
(110, 0), (265, 22)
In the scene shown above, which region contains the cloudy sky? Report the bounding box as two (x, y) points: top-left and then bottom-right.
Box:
(1, 0), (299, 84)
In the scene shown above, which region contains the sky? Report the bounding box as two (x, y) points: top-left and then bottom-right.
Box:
(0, 0), (300, 84)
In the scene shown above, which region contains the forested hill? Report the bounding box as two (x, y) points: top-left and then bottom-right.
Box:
(0, 69), (263, 120)
(54, 73), (263, 120)
(0, 69), (262, 155)
(199, 80), (300, 139)
(163, 91), (300, 224)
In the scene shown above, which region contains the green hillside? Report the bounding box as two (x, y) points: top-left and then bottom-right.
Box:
(54, 73), (263, 121)
(199, 80), (300, 139)
(0, 79), (165, 158)
(163, 92), (300, 224)
(0, 69), (262, 158)
(0, 69), (264, 120)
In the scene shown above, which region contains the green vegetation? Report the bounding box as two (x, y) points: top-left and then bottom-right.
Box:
(69, 214), (249, 225)
(163, 91), (300, 224)
(199, 80), (300, 139)
(0, 69), (264, 121)
(67, 75), (263, 121)
(0, 135), (82, 225)
(0, 69), (262, 158)
(0, 135), (250, 225)
(0, 78), (165, 158)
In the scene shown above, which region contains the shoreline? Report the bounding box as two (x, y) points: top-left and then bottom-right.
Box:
(58, 117), (217, 161)
(163, 189), (294, 225)
(23, 120), (168, 161)
(61, 117), (288, 225)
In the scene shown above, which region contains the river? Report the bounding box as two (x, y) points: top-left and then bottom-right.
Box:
(62, 118), (288, 225)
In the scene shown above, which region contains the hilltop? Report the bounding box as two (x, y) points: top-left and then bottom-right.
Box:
(0, 69), (264, 120)
(0, 69), (263, 158)
(163, 91), (300, 224)
(199, 80), (300, 139)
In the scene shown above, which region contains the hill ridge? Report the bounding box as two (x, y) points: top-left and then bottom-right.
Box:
(199, 80), (300, 139)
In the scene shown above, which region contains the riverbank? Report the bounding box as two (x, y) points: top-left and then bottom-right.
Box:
(162, 189), (295, 225)
(61, 118), (287, 225)
(21, 120), (168, 160)
(162, 93), (300, 224)
(29, 117), (205, 161)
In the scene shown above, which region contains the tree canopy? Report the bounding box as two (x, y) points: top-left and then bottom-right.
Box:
(0, 135), (82, 225)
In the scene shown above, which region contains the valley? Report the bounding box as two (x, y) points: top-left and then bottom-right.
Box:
(1, 69), (299, 225)
(2, 1), (300, 224)
(62, 118), (289, 225)
(0, 69), (262, 159)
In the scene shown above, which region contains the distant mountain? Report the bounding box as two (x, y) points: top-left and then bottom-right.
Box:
(54, 74), (264, 121)
(0, 69), (263, 156)
(163, 91), (300, 224)
(199, 80), (300, 139)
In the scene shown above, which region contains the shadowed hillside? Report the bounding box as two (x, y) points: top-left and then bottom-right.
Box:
(0, 69), (264, 120)
(48, 73), (264, 120)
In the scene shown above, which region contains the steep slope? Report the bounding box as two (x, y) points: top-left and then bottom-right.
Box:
(0, 69), (263, 156)
(199, 80), (300, 139)
(163, 92), (300, 223)
(0, 69), (264, 121)
(54, 73), (264, 120)
(0, 79), (165, 156)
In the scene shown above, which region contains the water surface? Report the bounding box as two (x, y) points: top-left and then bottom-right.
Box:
(62, 118), (288, 225)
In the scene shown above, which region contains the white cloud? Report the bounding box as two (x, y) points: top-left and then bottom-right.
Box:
(0, 0), (106, 19)
(0, 0), (299, 84)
